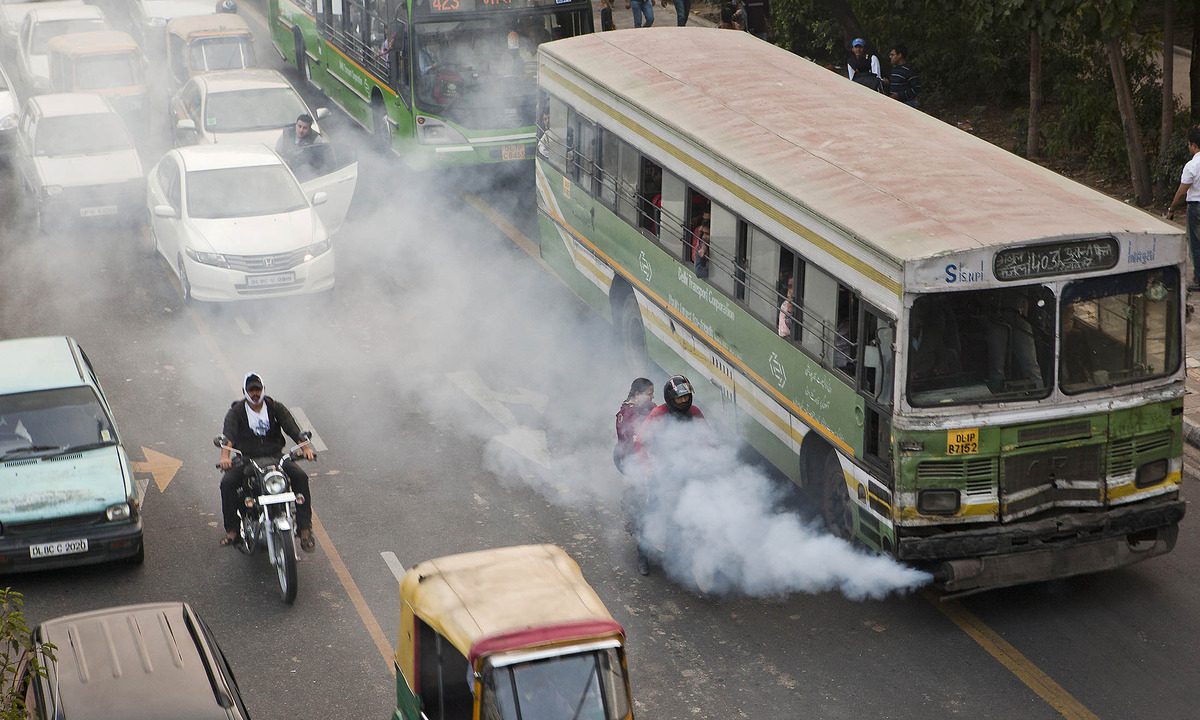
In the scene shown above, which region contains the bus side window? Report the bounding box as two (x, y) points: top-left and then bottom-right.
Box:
(637, 158), (662, 237)
(800, 264), (837, 363)
(861, 308), (894, 406)
(616, 140), (640, 225)
(597, 127), (619, 207)
(745, 224), (780, 325)
(546, 95), (569, 173)
(708, 202), (739, 298)
(658, 167), (687, 259)
(834, 284), (859, 379)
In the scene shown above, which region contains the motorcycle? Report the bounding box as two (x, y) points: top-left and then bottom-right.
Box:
(213, 433), (312, 604)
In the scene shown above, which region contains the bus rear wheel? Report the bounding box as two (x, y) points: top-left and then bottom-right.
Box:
(820, 452), (853, 539)
(616, 291), (651, 377)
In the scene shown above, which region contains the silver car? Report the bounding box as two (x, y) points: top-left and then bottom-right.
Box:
(170, 68), (329, 149)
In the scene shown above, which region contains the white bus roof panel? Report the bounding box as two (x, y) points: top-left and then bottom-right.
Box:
(540, 29), (1179, 266)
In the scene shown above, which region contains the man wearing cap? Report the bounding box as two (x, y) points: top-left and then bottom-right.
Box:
(218, 373), (317, 551)
(846, 38), (881, 90)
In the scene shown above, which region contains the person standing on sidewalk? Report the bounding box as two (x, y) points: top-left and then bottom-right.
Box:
(1166, 125), (1200, 292)
(671, 0), (691, 26)
(626, 0), (654, 27)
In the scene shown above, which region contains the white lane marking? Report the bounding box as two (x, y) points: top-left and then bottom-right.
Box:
(135, 477), (150, 502)
(446, 370), (551, 468)
(289, 407), (328, 451)
(381, 551), (406, 583)
(234, 315), (253, 336)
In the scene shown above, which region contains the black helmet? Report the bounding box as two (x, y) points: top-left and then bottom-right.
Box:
(216, 0), (238, 12)
(663, 375), (694, 414)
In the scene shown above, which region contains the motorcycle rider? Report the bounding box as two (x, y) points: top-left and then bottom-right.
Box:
(218, 373), (316, 551)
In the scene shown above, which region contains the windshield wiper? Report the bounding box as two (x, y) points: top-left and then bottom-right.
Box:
(1, 445), (65, 459)
(46, 440), (118, 457)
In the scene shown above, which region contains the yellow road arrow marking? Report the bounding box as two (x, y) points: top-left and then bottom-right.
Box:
(130, 447), (183, 493)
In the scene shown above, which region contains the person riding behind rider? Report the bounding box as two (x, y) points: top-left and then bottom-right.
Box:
(218, 373), (317, 551)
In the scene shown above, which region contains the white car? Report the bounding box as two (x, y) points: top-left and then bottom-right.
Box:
(0, 62), (17, 158)
(171, 68), (329, 149)
(14, 92), (143, 232)
(0, 0), (83, 56)
(146, 143), (358, 302)
(15, 3), (106, 93)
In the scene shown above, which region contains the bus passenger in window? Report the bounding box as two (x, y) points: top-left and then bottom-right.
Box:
(777, 274), (795, 338)
(693, 225), (710, 278)
(908, 301), (961, 384)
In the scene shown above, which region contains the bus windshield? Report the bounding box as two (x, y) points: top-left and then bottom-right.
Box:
(414, 13), (572, 129)
(481, 649), (630, 720)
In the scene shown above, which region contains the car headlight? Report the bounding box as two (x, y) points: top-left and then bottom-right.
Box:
(43, 185), (63, 197)
(264, 476), (287, 495)
(917, 489), (960, 515)
(185, 248), (230, 268)
(415, 116), (468, 145)
(1135, 459), (1168, 488)
(0, 114), (15, 132)
(303, 238), (331, 261)
(106, 502), (131, 521)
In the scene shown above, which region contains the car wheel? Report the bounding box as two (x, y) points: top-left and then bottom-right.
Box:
(177, 254), (192, 304)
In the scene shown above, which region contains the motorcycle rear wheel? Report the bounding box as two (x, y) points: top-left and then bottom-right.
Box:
(274, 527), (298, 604)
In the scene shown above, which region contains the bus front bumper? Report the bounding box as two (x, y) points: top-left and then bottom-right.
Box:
(897, 497), (1186, 596)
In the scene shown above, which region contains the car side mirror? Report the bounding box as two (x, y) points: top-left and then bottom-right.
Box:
(153, 204), (177, 218)
(213, 435), (229, 448)
(176, 118), (196, 132)
(315, 107), (330, 120)
(311, 191), (328, 206)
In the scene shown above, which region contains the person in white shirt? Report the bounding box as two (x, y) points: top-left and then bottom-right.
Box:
(1165, 125), (1200, 292)
(846, 38), (881, 91)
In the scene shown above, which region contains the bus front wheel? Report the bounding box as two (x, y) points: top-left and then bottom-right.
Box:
(293, 30), (307, 84)
(820, 452), (853, 539)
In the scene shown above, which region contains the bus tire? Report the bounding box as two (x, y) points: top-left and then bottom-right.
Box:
(616, 289), (651, 376)
(820, 451), (853, 539)
(293, 29), (307, 84)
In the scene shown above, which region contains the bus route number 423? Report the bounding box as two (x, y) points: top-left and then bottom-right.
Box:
(946, 428), (979, 455)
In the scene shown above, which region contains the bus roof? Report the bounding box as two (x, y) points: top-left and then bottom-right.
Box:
(399, 545), (623, 664)
(539, 28), (1178, 267)
(47, 30), (138, 56)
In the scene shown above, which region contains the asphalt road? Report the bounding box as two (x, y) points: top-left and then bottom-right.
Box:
(0, 4), (1197, 719)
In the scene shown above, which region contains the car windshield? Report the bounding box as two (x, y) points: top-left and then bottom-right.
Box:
(481, 649), (630, 720)
(33, 112), (133, 155)
(75, 53), (142, 89)
(203, 86), (307, 133)
(0, 386), (116, 458)
(906, 285), (1056, 407)
(31, 18), (106, 54)
(186, 165), (307, 219)
(189, 36), (255, 72)
(1060, 267), (1180, 394)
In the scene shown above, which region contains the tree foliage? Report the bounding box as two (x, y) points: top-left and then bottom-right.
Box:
(0, 589), (54, 720)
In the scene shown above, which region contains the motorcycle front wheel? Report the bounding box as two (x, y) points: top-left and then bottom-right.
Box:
(238, 512), (258, 555)
(273, 525), (298, 604)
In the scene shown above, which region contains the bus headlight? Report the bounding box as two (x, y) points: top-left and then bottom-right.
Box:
(918, 489), (960, 515)
(415, 116), (468, 145)
(1134, 459), (1168, 488)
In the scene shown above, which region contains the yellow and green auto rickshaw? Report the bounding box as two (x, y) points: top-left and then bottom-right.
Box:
(391, 544), (634, 720)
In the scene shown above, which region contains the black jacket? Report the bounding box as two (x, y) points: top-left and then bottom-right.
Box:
(222, 397), (304, 459)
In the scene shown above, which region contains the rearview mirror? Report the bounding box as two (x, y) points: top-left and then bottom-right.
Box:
(311, 191), (328, 206)
(213, 435), (229, 448)
(153, 204), (177, 218)
(175, 118), (196, 132)
(315, 107), (330, 120)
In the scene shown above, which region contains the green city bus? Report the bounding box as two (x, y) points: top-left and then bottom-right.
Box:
(534, 28), (1187, 595)
(267, 0), (592, 170)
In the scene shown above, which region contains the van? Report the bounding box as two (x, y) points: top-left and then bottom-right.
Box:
(47, 31), (147, 132)
(14, 602), (251, 719)
(166, 13), (256, 95)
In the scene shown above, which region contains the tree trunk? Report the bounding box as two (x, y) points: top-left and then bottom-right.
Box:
(1191, 1), (1200, 121)
(1027, 28), (1042, 159)
(814, 0), (862, 50)
(1161, 0), (1174, 162)
(1106, 36), (1152, 205)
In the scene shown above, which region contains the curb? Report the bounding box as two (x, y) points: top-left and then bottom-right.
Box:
(1185, 416), (1200, 450)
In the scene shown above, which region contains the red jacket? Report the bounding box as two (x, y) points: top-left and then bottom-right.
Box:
(614, 400), (653, 462)
(632, 403), (706, 457)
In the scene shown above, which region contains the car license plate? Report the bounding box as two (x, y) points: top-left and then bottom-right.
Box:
(946, 428), (979, 455)
(501, 144), (526, 161)
(80, 205), (118, 217)
(246, 272), (295, 288)
(29, 538), (89, 559)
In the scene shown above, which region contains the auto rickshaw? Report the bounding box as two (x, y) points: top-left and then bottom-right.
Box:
(47, 31), (147, 132)
(391, 544), (634, 720)
(165, 13), (256, 95)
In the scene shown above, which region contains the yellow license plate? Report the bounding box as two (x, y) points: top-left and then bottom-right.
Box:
(946, 428), (979, 455)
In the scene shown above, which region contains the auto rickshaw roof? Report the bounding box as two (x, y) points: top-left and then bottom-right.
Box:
(400, 545), (624, 664)
(167, 13), (251, 39)
(47, 30), (139, 56)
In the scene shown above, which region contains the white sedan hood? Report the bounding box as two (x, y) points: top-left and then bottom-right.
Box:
(35, 148), (142, 188)
(189, 209), (318, 256)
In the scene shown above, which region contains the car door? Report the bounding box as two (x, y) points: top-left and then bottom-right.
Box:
(148, 154), (183, 266)
(15, 102), (40, 199)
(288, 142), (358, 235)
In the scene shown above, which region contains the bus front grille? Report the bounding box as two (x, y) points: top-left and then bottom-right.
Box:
(1000, 444), (1103, 521)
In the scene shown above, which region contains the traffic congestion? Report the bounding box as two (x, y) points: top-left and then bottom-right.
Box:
(0, 1), (1197, 719)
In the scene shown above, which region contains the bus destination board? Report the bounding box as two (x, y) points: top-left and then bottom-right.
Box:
(993, 237), (1119, 282)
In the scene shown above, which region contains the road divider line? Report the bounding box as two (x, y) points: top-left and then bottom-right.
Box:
(381, 551), (406, 583)
(927, 592), (1098, 720)
(289, 407), (328, 451)
(234, 315), (253, 336)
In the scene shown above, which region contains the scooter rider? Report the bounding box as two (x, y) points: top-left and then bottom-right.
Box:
(218, 373), (316, 551)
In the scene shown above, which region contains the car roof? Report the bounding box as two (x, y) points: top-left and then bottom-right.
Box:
(29, 91), (112, 117)
(47, 30), (138, 55)
(0, 336), (88, 395)
(26, 4), (105, 22)
(37, 602), (241, 720)
(167, 12), (250, 38)
(175, 143), (284, 172)
(196, 68), (292, 93)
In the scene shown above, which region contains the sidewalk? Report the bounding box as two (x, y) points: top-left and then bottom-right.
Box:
(593, 0), (717, 30)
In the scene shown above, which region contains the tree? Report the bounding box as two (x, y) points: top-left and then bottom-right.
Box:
(0, 589), (54, 720)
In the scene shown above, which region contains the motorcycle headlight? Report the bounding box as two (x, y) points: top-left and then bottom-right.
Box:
(304, 237), (332, 261)
(106, 502), (131, 521)
(264, 476), (287, 495)
(415, 116), (468, 145)
(185, 248), (230, 268)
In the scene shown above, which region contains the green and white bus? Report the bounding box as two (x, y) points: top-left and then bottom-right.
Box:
(267, 0), (592, 170)
(535, 28), (1187, 595)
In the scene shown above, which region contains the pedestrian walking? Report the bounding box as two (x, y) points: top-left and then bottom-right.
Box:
(627, 0), (654, 27)
(1166, 125), (1200, 292)
(886, 44), (919, 107)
